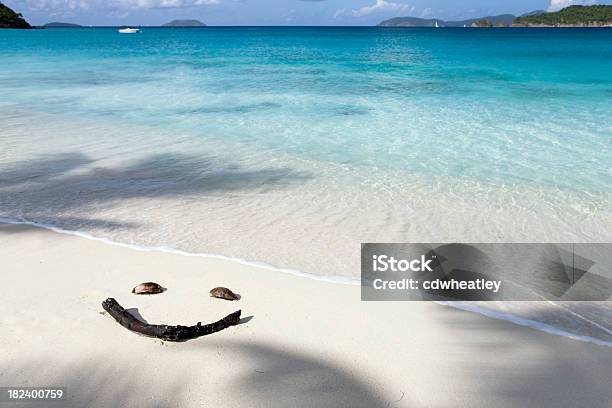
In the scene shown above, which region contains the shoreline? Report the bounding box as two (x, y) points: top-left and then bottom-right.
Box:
(0, 217), (360, 286)
(2, 217), (610, 348)
(2, 222), (611, 407)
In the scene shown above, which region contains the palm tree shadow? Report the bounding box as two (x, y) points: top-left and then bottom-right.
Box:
(0, 152), (92, 188)
(3, 341), (397, 408)
(0, 152), (311, 231)
(435, 304), (612, 408)
(2, 357), (184, 408)
(199, 340), (395, 408)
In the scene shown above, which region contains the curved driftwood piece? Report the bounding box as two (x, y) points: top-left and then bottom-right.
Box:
(102, 298), (241, 341)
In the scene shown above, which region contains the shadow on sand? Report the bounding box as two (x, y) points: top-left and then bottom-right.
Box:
(200, 340), (392, 408)
(0, 152), (311, 231)
(4, 341), (392, 408)
(435, 304), (612, 408)
(3, 307), (611, 407)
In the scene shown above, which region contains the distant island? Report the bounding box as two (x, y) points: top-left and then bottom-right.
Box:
(44, 22), (83, 28)
(162, 19), (206, 27)
(379, 14), (519, 28)
(515, 5), (612, 27)
(0, 2), (31, 28)
(377, 17), (442, 28)
(379, 5), (612, 28)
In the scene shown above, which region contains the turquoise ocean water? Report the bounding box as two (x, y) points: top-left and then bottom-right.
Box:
(1, 27), (611, 342)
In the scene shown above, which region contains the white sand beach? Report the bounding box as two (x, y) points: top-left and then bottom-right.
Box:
(1, 222), (611, 408)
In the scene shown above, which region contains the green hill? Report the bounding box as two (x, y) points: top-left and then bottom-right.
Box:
(0, 2), (31, 28)
(379, 6), (612, 28)
(515, 5), (612, 26)
(447, 14), (516, 27)
(378, 14), (517, 27)
(379, 13), (526, 27)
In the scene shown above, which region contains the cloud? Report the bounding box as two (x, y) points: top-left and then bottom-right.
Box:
(20, 0), (88, 12)
(351, 0), (410, 17)
(18, 0), (220, 12)
(112, 0), (221, 9)
(548, 0), (596, 12)
(419, 7), (432, 17)
(333, 8), (345, 19)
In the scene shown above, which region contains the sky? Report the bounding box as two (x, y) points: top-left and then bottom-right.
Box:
(5, 0), (610, 26)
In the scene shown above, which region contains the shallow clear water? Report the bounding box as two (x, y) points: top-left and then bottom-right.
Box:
(1, 27), (611, 273)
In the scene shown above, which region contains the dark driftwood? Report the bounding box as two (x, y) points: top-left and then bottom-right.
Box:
(102, 298), (241, 341)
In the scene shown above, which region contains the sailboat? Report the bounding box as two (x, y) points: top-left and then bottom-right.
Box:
(434, 21), (439, 28)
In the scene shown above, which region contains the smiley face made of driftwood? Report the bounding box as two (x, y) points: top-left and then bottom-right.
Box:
(102, 284), (242, 341)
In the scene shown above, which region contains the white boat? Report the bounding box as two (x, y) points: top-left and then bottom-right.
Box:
(118, 27), (140, 34)
(434, 21), (439, 28)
